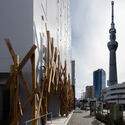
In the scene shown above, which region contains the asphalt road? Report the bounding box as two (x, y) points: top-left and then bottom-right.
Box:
(67, 109), (104, 125)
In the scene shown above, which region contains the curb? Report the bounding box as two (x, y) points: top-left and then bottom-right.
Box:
(64, 110), (74, 125)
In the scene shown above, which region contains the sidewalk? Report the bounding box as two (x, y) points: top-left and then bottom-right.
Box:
(47, 111), (73, 125)
(67, 110), (105, 125)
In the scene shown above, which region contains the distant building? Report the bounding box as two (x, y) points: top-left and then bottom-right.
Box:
(85, 86), (94, 99)
(93, 69), (106, 98)
(83, 92), (86, 99)
(104, 82), (125, 105)
(71, 60), (75, 86)
(80, 92), (86, 100)
(71, 60), (75, 108)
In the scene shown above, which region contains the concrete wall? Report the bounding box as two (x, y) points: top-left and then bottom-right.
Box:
(0, 0), (33, 72)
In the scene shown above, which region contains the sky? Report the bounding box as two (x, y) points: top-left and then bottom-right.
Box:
(71, 0), (125, 98)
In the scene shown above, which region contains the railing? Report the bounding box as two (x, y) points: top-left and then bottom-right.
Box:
(25, 112), (52, 125)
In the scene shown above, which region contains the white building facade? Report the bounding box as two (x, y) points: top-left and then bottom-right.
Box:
(0, 0), (71, 75)
(104, 83), (125, 105)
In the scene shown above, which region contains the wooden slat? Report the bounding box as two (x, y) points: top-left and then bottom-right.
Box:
(46, 31), (50, 68)
(6, 72), (14, 87)
(9, 55), (20, 125)
(31, 53), (37, 125)
(52, 48), (58, 84)
(48, 45), (56, 92)
(18, 45), (37, 71)
(48, 68), (53, 93)
(4, 41), (42, 124)
(49, 38), (52, 62)
(51, 38), (54, 55)
(18, 98), (23, 116)
(37, 78), (47, 114)
(14, 55), (19, 124)
(9, 66), (15, 123)
(6, 45), (37, 87)
(5, 39), (17, 64)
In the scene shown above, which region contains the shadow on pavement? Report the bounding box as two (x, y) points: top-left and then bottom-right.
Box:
(83, 115), (93, 119)
(91, 119), (103, 125)
(73, 110), (82, 113)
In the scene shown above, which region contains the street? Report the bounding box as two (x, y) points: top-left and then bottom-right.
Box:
(67, 109), (104, 125)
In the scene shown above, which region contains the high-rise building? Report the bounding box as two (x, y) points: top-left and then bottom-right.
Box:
(104, 1), (125, 105)
(93, 69), (106, 98)
(71, 60), (75, 109)
(107, 1), (118, 86)
(85, 86), (94, 99)
(71, 60), (75, 86)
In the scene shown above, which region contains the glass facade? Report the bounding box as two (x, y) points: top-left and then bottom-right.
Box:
(93, 69), (106, 98)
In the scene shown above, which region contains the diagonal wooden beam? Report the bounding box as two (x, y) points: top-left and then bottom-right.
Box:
(5, 39), (17, 64)
(46, 31), (50, 68)
(37, 78), (47, 114)
(48, 68), (53, 93)
(31, 53), (37, 125)
(6, 45), (37, 88)
(4, 41), (38, 124)
(52, 48), (58, 84)
(18, 45), (37, 71)
(6, 73), (14, 87)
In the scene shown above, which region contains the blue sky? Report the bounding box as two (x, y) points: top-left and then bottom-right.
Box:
(71, 0), (125, 98)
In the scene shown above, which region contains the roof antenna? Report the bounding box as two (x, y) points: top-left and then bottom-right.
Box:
(109, 1), (116, 41)
(111, 1), (115, 28)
